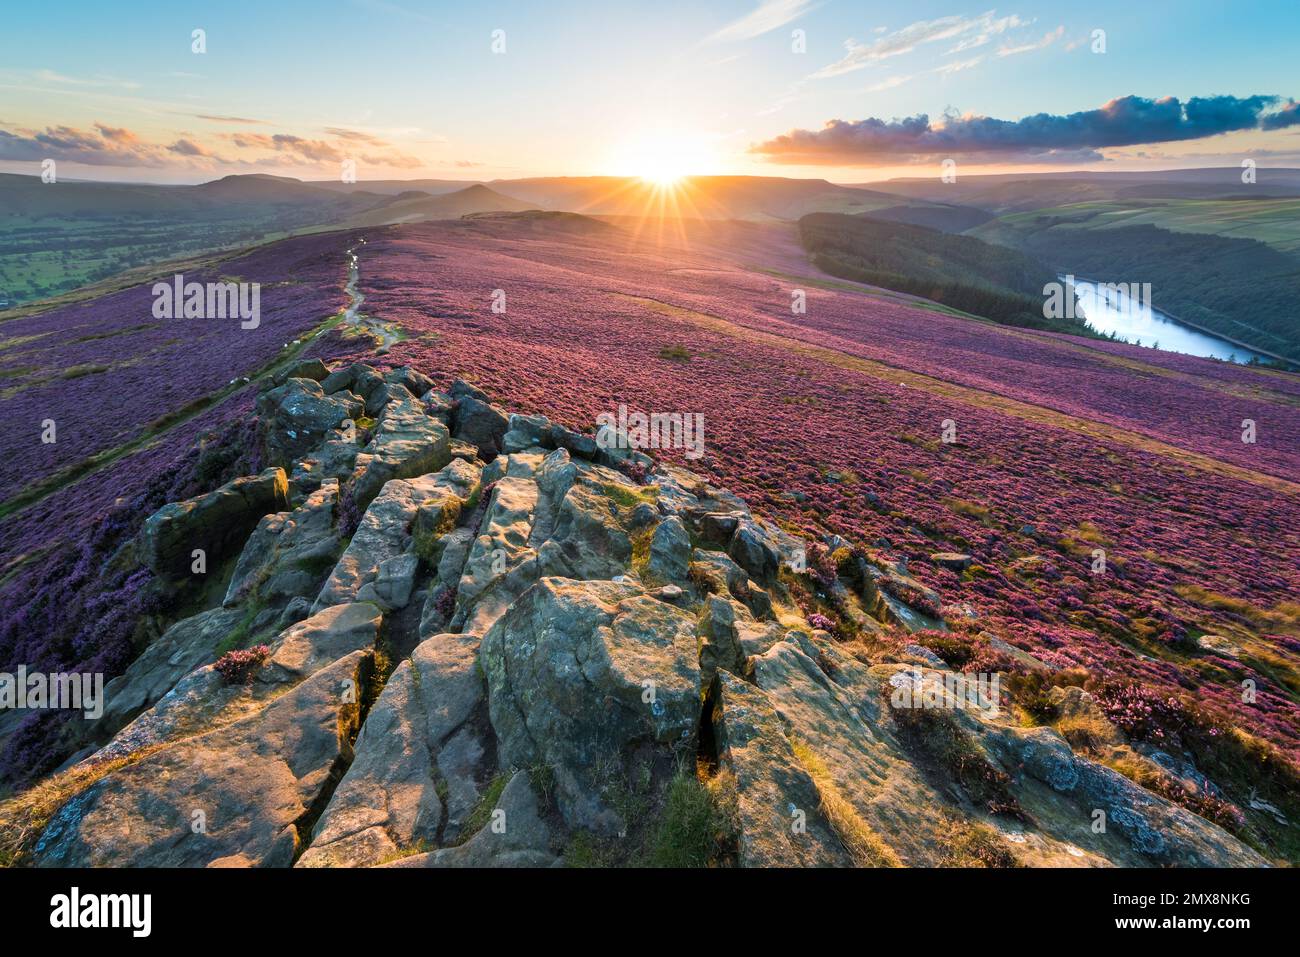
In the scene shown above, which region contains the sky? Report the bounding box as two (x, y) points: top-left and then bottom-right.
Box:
(1, 0), (1298, 184)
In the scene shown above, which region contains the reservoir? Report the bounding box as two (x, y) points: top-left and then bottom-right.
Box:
(1065, 275), (1267, 364)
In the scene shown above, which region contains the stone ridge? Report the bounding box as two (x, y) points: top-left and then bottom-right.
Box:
(24, 361), (1266, 869)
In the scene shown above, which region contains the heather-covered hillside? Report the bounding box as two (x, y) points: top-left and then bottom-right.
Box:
(2, 216), (1298, 863)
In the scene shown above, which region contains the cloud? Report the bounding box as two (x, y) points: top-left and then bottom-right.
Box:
(226, 132), (346, 163)
(997, 24), (1063, 57)
(1261, 99), (1300, 130)
(865, 75), (913, 92)
(168, 138), (218, 158)
(934, 55), (984, 75)
(0, 119), (424, 172)
(750, 94), (1299, 165)
(224, 129), (423, 168)
(0, 123), (172, 166)
(324, 127), (386, 143)
(711, 0), (816, 42)
(191, 114), (266, 124)
(32, 69), (140, 90)
(812, 10), (1029, 79)
(94, 123), (139, 144)
(360, 152), (422, 168)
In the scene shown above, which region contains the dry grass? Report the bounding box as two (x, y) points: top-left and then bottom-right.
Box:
(937, 814), (1021, 868)
(0, 744), (166, 866)
(1176, 584), (1300, 634)
(790, 738), (902, 868)
(1055, 713), (1121, 753)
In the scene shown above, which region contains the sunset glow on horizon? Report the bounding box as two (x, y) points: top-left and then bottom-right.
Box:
(2, 0), (1298, 186)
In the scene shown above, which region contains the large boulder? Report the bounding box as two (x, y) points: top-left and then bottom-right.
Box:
(710, 671), (852, 867)
(272, 357), (329, 386)
(453, 395), (509, 460)
(349, 393), (454, 511)
(453, 476), (539, 630)
(315, 459), (479, 612)
(257, 377), (362, 468)
(289, 429), (361, 495)
(647, 515), (691, 583)
(141, 468), (289, 581)
(381, 772), (555, 868)
(298, 630), (490, 866)
(727, 516), (786, 583)
(89, 602), (383, 767)
(480, 578), (700, 833)
(501, 412), (551, 454)
(93, 606), (247, 739)
(34, 650), (370, 868)
(224, 481), (342, 608)
(534, 466), (634, 582)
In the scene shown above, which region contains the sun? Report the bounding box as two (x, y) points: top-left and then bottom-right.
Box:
(607, 130), (719, 186)
(637, 157), (689, 187)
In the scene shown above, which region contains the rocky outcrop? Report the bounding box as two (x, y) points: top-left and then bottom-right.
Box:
(298, 628), (493, 866)
(452, 394), (509, 460)
(15, 361), (1270, 871)
(381, 772), (556, 868)
(711, 671), (852, 866)
(224, 481), (342, 608)
(140, 467), (289, 580)
(481, 578), (700, 833)
(257, 378), (362, 469)
(314, 458), (479, 612)
(93, 606), (247, 739)
(350, 392), (454, 510)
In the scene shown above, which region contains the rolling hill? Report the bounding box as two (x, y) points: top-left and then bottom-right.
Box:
(343, 184), (535, 226)
(486, 175), (903, 220)
(798, 212), (1085, 334)
(870, 168), (1300, 212)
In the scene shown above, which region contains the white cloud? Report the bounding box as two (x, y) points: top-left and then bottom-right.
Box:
(711, 0), (817, 42)
(811, 10), (1029, 79)
(934, 55), (985, 75)
(865, 74), (913, 92)
(998, 25), (1064, 57)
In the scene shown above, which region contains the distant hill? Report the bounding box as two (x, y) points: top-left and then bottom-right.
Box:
(308, 177), (484, 197)
(484, 175), (903, 220)
(975, 196), (1300, 256)
(860, 203), (994, 233)
(799, 212), (1086, 334)
(344, 184), (535, 226)
(0, 173), (391, 306)
(195, 173), (355, 205)
(866, 168), (1300, 213)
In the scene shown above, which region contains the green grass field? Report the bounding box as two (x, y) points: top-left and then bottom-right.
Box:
(975, 198), (1300, 254)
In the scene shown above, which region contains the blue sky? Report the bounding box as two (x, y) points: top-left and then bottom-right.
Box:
(1, 0), (1297, 182)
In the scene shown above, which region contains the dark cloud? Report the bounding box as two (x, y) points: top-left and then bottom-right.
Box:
(1261, 99), (1300, 130)
(751, 95), (1298, 165)
(168, 138), (215, 157)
